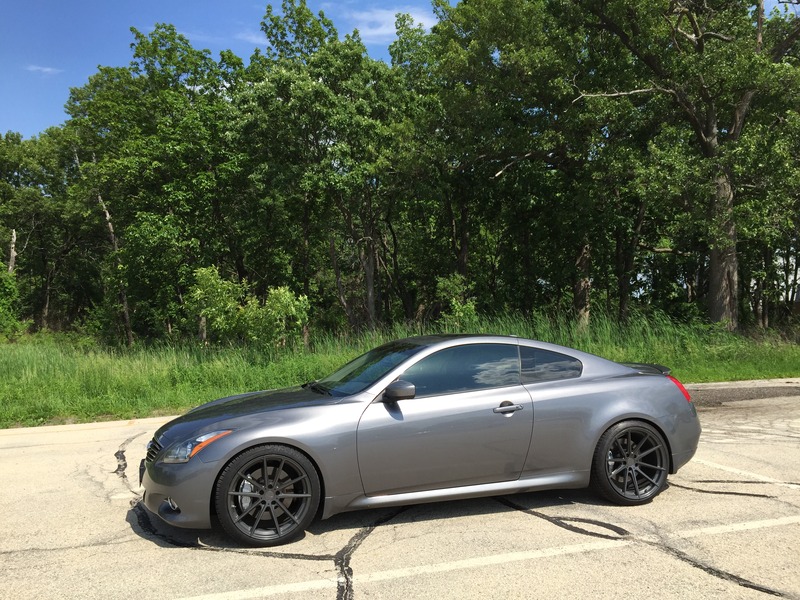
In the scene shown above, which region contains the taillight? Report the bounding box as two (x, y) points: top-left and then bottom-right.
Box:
(667, 375), (691, 402)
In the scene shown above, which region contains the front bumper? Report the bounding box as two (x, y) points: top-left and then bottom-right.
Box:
(140, 458), (215, 529)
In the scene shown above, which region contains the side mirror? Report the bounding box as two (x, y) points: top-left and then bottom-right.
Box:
(382, 380), (416, 402)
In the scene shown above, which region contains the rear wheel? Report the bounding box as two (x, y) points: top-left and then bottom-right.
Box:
(214, 445), (320, 546)
(591, 421), (668, 505)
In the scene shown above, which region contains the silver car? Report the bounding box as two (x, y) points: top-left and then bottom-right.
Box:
(141, 335), (700, 546)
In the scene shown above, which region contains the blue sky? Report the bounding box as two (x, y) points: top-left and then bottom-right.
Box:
(0, 1), (436, 139)
(2, 1), (792, 140)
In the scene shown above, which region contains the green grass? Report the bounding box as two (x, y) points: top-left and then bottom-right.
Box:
(2, 313), (799, 428)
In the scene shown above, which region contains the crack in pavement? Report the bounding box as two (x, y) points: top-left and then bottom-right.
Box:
(494, 497), (631, 540)
(117, 437), (796, 599)
(493, 495), (791, 598)
(0, 537), (136, 556)
(653, 542), (787, 597)
(112, 434), (146, 495)
(693, 478), (800, 487)
(669, 482), (776, 498)
(117, 437), (413, 599)
(130, 495), (407, 598)
(334, 507), (408, 600)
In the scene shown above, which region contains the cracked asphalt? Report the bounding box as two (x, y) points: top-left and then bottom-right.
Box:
(1, 379), (799, 600)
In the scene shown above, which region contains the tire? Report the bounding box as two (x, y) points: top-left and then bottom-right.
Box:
(214, 445), (321, 547)
(591, 421), (669, 506)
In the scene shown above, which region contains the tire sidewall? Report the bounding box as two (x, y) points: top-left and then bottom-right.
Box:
(591, 420), (668, 506)
(214, 444), (321, 547)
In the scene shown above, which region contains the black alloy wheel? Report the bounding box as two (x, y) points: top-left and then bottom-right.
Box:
(215, 445), (320, 546)
(591, 421), (669, 505)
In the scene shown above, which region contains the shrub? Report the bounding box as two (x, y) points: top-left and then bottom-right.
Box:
(0, 271), (29, 340)
(435, 273), (479, 332)
(187, 267), (309, 348)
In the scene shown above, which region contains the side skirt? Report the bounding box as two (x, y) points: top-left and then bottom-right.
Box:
(321, 471), (589, 520)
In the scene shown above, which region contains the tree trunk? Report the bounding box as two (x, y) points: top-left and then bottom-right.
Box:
(361, 239), (377, 327)
(199, 315), (207, 344)
(708, 171), (738, 330)
(384, 218), (415, 320)
(329, 235), (356, 327)
(75, 150), (134, 345)
(39, 267), (54, 330)
(7, 229), (16, 274)
(616, 199), (646, 322)
(573, 242), (591, 329)
(444, 184), (470, 277)
(457, 196), (470, 277)
(97, 192), (134, 346)
(615, 234), (630, 323)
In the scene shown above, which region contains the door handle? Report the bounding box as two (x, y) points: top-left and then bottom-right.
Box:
(493, 403), (524, 414)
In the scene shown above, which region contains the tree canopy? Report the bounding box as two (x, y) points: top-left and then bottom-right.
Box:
(2, 0), (799, 344)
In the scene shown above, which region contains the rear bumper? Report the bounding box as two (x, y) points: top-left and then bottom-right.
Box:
(670, 409), (701, 473)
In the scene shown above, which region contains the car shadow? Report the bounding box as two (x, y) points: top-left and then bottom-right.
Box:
(126, 487), (613, 552)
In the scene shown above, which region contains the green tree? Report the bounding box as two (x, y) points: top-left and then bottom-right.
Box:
(66, 25), (245, 342)
(574, 0), (800, 328)
(235, 1), (417, 328)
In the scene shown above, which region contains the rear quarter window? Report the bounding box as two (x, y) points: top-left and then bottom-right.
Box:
(520, 347), (582, 384)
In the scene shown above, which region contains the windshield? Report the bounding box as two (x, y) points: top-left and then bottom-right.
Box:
(317, 340), (426, 396)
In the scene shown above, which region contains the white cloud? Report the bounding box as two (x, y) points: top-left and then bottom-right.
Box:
(235, 29), (265, 46)
(345, 6), (435, 43)
(178, 29), (228, 46)
(26, 65), (63, 76)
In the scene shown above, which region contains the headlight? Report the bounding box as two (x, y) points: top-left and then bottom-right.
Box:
(161, 430), (233, 464)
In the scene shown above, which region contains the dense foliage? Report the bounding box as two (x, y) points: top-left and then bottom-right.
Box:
(2, 0), (800, 346)
(4, 314), (800, 427)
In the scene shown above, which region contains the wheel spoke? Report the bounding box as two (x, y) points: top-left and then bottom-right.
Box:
(229, 490), (261, 499)
(234, 498), (263, 524)
(630, 468), (641, 496)
(638, 444), (662, 460)
(610, 464), (627, 478)
(276, 473), (308, 491)
(262, 457), (271, 487)
(282, 506), (301, 526)
(279, 492), (312, 499)
(250, 502), (268, 535)
(268, 503), (282, 537)
(635, 467), (659, 487)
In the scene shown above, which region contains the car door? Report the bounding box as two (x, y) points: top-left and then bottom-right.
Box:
(356, 343), (534, 496)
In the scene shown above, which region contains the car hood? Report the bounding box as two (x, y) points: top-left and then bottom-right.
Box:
(154, 386), (342, 445)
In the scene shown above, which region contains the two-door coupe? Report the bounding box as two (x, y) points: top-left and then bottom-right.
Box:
(140, 335), (700, 546)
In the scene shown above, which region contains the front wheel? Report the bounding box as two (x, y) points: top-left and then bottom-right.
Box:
(591, 421), (669, 505)
(214, 445), (320, 546)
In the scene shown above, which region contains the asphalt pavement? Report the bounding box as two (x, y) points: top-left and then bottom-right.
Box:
(1, 379), (799, 600)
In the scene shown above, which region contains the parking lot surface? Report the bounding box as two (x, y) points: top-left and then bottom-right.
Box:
(1, 380), (799, 599)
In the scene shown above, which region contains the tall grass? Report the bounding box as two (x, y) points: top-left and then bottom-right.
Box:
(1, 313), (798, 428)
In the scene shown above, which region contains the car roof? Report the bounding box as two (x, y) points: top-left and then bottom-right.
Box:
(389, 334), (633, 379)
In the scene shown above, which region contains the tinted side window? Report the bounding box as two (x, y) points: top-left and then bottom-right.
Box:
(401, 344), (520, 397)
(520, 347), (582, 383)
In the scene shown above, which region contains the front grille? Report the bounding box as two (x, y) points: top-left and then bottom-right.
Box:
(145, 438), (163, 463)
